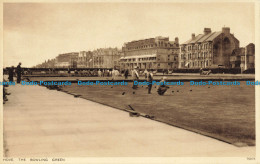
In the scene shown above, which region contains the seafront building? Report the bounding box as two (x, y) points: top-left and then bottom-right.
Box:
(77, 51), (93, 68)
(35, 27), (254, 71)
(92, 48), (121, 69)
(120, 36), (180, 70)
(54, 52), (79, 68)
(230, 43), (255, 70)
(179, 27), (239, 68)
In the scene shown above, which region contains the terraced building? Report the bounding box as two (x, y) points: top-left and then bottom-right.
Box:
(120, 36), (180, 70)
(179, 27), (239, 68)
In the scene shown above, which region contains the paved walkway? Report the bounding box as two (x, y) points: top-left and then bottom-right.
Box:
(3, 84), (255, 157)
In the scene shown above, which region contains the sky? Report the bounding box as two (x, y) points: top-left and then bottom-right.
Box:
(3, 2), (255, 67)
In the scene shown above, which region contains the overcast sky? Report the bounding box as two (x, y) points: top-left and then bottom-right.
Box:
(3, 2), (255, 67)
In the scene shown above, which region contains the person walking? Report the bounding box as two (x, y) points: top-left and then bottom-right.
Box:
(16, 62), (22, 83)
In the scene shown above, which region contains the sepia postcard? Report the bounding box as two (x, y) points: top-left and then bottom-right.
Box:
(0, 0), (259, 164)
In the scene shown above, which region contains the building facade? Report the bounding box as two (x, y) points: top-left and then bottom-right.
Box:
(230, 43), (255, 70)
(77, 51), (93, 68)
(92, 48), (121, 68)
(55, 52), (79, 68)
(36, 59), (56, 68)
(120, 36), (180, 70)
(179, 27), (239, 68)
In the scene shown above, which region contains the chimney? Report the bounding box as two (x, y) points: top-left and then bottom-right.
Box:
(175, 37), (179, 44)
(203, 28), (211, 35)
(222, 27), (230, 34)
(192, 33), (195, 40)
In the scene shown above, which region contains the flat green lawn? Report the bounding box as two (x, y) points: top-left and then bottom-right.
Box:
(59, 81), (255, 146)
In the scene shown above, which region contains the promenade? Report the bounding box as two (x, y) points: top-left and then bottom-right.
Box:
(26, 73), (255, 82)
(3, 84), (255, 157)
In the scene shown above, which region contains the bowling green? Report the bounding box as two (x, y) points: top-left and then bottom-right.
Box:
(59, 81), (255, 146)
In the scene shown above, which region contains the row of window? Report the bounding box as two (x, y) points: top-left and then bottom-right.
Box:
(78, 57), (93, 61)
(126, 42), (176, 50)
(126, 50), (157, 56)
(182, 43), (212, 51)
(180, 52), (212, 60)
(180, 60), (212, 67)
(120, 57), (157, 62)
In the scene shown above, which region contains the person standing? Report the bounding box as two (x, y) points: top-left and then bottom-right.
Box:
(132, 67), (139, 89)
(102, 69), (105, 77)
(106, 69), (109, 77)
(147, 70), (153, 94)
(111, 69), (116, 80)
(144, 69), (148, 79)
(199, 68), (203, 75)
(98, 69), (102, 77)
(16, 62), (22, 83)
(124, 69), (129, 79)
(8, 66), (14, 82)
(67, 68), (71, 77)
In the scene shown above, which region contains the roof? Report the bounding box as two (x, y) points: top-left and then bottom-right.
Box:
(205, 31), (222, 41)
(182, 31), (222, 45)
(189, 34), (204, 44)
(182, 38), (192, 45)
(246, 43), (255, 48)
